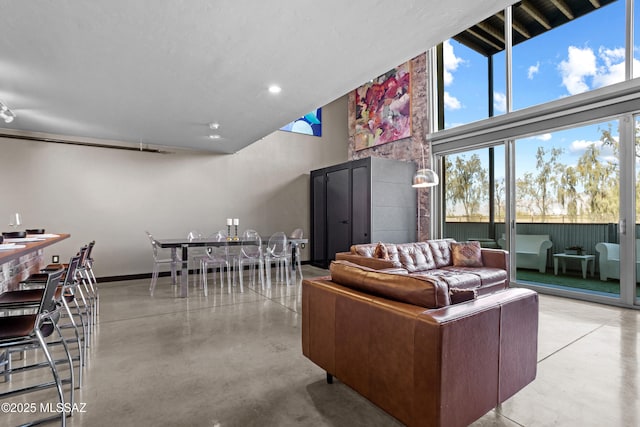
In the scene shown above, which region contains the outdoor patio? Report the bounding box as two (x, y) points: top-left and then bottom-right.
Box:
(515, 268), (640, 298)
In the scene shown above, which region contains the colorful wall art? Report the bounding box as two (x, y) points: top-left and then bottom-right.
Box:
(280, 108), (322, 137)
(354, 62), (411, 150)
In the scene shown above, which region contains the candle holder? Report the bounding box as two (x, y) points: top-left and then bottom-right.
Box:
(227, 225), (232, 241)
(233, 225), (239, 240)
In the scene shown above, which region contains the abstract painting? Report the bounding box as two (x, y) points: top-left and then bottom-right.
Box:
(354, 61), (411, 150)
(280, 108), (322, 137)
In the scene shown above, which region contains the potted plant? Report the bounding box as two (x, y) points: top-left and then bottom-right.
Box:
(565, 246), (584, 255)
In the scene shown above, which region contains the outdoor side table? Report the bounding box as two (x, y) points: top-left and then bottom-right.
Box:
(553, 253), (596, 279)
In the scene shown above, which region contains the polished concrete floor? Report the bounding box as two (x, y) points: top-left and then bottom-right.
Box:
(3, 265), (640, 426)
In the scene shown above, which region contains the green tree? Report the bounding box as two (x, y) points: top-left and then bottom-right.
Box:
(516, 147), (564, 221)
(576, 142), (618, 221)
(446, 154), (487, 219)
(600, 121), (640, 159)
(557, 166), (579, 222)
(494, 177), (505, 221)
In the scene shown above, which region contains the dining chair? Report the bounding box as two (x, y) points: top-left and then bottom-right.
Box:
(147, 231), (180, 296)
(187, 230), (205, 286)
(237, 229), (264, 292)
(195, 230), (231, 295)
(290, 228), (304, 277)
(265, 232), (291, 287)
(0, 269), (75, 427)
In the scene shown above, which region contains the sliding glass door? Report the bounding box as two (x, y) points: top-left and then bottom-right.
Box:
(513, 121), (621, 298)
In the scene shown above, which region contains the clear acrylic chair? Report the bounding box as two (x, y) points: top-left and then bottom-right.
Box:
(289, 228), (304, 277)
(265, 232), (291, 287)
(237, 229), (264, 292)
(187, 230), (205, 286)
(147, 231), (180, 296)
(195, 230), (231, 295)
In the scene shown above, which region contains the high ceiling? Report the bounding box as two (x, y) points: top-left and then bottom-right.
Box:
(454, 0), (616, 56)
(0, 0), (517, 154)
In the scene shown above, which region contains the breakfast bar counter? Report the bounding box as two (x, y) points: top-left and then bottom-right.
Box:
(0, 233), (70, 292)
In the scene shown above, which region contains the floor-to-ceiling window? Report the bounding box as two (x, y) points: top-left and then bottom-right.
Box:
(431, 0), (640, 307)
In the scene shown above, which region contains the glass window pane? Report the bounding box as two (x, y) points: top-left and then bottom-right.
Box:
(514, 121), (620, 296)
(443, 146), (505, 248)
(635, 116), (640, 301)
(512, 1), (626, 111)
(635, 0), (640, 79)
(441, 40), (490, 129)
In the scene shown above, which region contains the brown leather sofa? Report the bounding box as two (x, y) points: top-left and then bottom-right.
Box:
(302, 260), (538, 427)
(336, 239), (509, 296)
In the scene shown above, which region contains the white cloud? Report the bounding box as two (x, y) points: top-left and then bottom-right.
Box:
(593, 47), (626, 88)
(535, 133), (552, 141)
(568, 138), (617, 163)
(633, 58), (640, 78)
(493, 91), (506, 113)
(558, 46), (597, 95)
(558, 45), (628, 94)
(569, 139), (602, 153)
(527, 62), (540, 79)
(442, 39), (464, 87)
(444, 91), (461, 110)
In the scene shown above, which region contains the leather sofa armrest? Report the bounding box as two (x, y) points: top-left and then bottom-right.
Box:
(413, 288), (538, 425)
(335, 252), (402, 270)
(480, 248), (508, 270)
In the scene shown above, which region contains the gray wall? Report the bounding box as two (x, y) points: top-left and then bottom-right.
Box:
(370, 157), (416, 243)
(0, 96), (349, 278)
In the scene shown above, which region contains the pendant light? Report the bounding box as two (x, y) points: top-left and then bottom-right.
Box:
(412, 144), (439, 188)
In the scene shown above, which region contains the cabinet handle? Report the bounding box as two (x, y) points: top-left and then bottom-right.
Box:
(340, 220), (349, 224)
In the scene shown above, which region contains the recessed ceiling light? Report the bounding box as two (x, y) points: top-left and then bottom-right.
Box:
(209, 122), (220, 129)
(209, 134), (221, 140)
(268, 85), (282, 94)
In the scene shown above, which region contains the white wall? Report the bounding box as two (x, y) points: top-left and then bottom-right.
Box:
(0, 96), (349, 278)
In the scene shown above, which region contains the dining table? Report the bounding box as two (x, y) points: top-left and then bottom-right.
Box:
(153, 236), (307, 297)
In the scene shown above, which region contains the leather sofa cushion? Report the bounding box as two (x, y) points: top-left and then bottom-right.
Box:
(451, 241), (483, 267)
(442, 266), (507, 287)
(373, 242), (390, 260)
(428, 239), (453, 268)
(396, 242), (436, 273)
(352, 244), (377, 258)
(329, 260), (450, 308)
(413, 269), (481, 290)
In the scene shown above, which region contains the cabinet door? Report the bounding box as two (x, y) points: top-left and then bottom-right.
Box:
(351, 163), (370, 245)
(326, 168), (350, 263)
(310, 172), (326, 267)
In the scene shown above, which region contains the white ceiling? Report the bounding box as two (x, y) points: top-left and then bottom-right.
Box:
(0, 1), (514, 154)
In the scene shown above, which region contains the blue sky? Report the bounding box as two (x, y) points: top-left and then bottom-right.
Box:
(443, 1), (632, 179)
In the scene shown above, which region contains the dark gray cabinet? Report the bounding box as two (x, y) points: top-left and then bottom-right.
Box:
(310, 157), (416, 268)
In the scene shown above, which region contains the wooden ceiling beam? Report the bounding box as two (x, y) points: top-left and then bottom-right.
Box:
(497, 11), (532, 39)
(550, 0), (574, 19)
(520, 0), (552, 30)
(589, 0), (601, 7)
(477, 21), (505, 43)
(466, 28), (504, 51)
